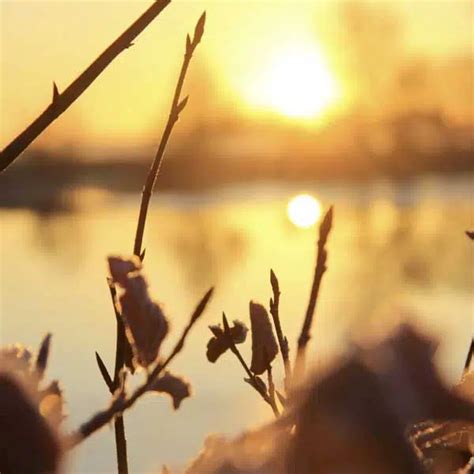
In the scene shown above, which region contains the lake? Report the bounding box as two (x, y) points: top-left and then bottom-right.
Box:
(1, 175), (473, 473)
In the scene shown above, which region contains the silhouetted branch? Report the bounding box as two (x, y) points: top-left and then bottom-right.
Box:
(269, 269), (291, 387)
(68, 287), (213, 447)
(101, 14), (205, 470)
(464, 339), (473, 372)
(294, 206), (333, 379)
(0, 0), (171, 172)
(133, 11), (206, 257)
(106, 278), (130, 474)
(462, 234), (473, 373)
(95, 351), (113, 393)
(161, 287), (214, 368)
(267, 366), (279, 416)
(35, 333), (52, 381)
(222, 313), (279, 417)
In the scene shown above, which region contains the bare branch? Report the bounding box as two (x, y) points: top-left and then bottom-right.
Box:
(133, 11), (206, 257)
(68, 287), (213, 447)
(464, 338), (473, 373)
(0, 0), (172, 172)
(95, 352), (114, 393)
(269, 269), (291, 387)
(222, 313), (279, 417)
(159, 287), (214, 370)
(111, 13), (204, 472)
(294, 206), (333, 379)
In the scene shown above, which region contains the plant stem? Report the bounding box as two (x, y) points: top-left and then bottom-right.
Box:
(294, 206), (333, 380)
(114, 417), (128, 474)
(133, 14), (204, 257)
(68, 287), (212, 448)
(0, 0), (171, 172)
(222, 314), (279, 417)
(106, 16), (204, 471)
(267, 366), (280, 417)
(464, 338), (473, 373)
(269, 269), (291, 388)
(108, 280), (129, 474)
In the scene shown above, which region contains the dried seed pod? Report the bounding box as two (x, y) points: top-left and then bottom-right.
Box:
(149, 371), (191, 409)
(108, 255), (169, 368)
(206, 320), (248, 363)
(119, 273), (169, 368)
(249, 301), (278, 375)
(193, 11), (206, 46)
(108, 255), (142, 286)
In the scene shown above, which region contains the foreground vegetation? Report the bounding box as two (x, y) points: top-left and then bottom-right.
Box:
(0, 2), (472, 473)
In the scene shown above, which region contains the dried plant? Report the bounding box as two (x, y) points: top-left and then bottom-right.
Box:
(207, 320), (248, 363)
(205, 206), (334, 417)
(0, 336), (63, 473)
(1, 2), (473, 472)
(68, 286), (214, 448)
(88, 13), (208, 473)
(1, 7), (210, 473)
(0, 0), (172, 172)
(294, 205), (333, 380)
(191, 326), (474, 474)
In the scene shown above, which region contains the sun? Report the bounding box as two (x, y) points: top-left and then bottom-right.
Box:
(249, 44), (340, 119)
(287, 194), (322, 228)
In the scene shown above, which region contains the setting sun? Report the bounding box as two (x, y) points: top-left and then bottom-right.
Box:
(249, 44), (340, 119)
(287, 194), (322, 228)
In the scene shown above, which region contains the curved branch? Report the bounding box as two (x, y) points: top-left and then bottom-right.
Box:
(0, 0), (172, 172)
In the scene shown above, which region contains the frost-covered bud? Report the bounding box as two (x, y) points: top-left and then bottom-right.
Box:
(108, 256), (169, 368)
(119, 273), (168, 368)
(249, 301), (278, 375)
(108, 255), (142, 286)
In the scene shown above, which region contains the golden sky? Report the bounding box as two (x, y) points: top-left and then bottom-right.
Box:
(1, 0), (472, 151)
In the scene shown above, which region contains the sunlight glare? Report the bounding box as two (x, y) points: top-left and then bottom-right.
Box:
(287, 194), (322, 228)
(250, 44), (339, 119)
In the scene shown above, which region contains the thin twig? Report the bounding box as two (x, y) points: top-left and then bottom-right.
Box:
(106, 280), (127, 385)
(294, 206), (333, 380)
(68, 287), (213, 448)
(35, 333), (52, 381)
(0, 0), (172, 172)
(266, 366), (279, 417)
(161, 287), (214, 369)
(222, 314), (279, 417)
(133, 12), (205, 257)
(269, 269), (291, 388)
(100, 14), (205, 472)
(462, 236), (473, 372)
(464, 338), (473, 373)
(107, 280), (129, 474)
(95, 351), (113, 393)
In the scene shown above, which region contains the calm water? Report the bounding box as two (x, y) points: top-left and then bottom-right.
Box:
(1, 176), (473, 473)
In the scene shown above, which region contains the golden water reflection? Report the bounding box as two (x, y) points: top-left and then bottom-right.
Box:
(0, 178), (472, 472)
(287, 193), (323, 228)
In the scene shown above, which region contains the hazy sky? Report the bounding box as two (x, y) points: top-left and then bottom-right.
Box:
(1, 1), (472, 151)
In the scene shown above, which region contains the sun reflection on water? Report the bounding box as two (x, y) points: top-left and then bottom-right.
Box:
(287, 194), (322, 228)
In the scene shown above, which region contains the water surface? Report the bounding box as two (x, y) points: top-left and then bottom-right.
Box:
(1, 176), (473, 473)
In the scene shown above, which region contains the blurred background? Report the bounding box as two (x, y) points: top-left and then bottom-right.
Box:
(1, 0), (473, 472)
